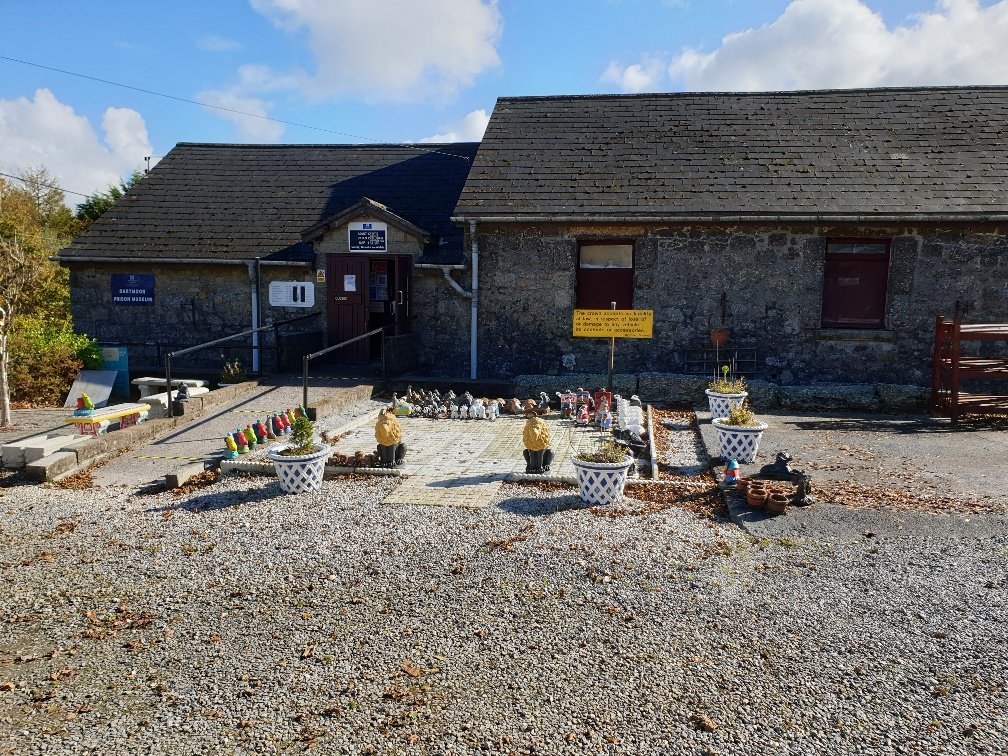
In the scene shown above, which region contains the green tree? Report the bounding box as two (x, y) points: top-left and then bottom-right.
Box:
(75, 169), (144, 224)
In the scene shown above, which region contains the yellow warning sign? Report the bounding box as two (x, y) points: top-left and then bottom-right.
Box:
(572, 309), (654, 338)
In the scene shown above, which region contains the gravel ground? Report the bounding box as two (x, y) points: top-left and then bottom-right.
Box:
(1, 426), (1007, 754)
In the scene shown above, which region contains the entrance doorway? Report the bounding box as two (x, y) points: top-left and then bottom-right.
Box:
(325, 254), (412, 364)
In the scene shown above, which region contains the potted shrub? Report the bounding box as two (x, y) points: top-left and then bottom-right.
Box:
(218, 356), (247, 387)
(266, 415), (330, 494)
(711, 402), (767, 465)
(705, 363), (747, 421)
(571, 438), (635, 506)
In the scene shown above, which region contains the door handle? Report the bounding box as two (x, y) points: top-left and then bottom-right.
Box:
(397, 290), (404, 305)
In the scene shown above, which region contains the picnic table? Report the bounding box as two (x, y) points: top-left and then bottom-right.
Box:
(65, 403), (150, 436)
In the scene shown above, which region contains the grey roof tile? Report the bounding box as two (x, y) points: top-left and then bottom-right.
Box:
(61, 142), (478, 263)
(455, 87), (1008, 220)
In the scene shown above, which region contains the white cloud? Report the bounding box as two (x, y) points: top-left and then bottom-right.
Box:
(602, 0), (1008, 92)
(196, 87), (285, 142)
(198, 34), (243, 52)
(247, 0), (502, 101)
(0, 88), (152, 201)
(600, 56), (667, 93)
(419, 108), (490, 142)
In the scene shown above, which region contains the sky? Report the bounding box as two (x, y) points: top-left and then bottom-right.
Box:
(1, 0), (1006, 204)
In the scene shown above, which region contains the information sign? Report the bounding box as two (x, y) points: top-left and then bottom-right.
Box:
(348, 221), (387, 252)
(111, 273), (154, 305)
(572, 309), (654, 338)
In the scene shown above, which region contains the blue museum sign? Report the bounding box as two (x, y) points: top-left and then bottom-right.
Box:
(111, 273), (154, 305)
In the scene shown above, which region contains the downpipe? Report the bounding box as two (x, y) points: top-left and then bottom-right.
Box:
(469, 220), (479, 380)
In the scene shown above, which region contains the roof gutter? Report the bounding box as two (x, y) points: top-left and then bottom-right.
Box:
(451, 212), (1008, 224)
(51, 255), (312, 266)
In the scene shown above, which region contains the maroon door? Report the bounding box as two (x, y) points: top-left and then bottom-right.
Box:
(821, 240), (891, 328)
(394, 255), (412, 335)
(576, 243), (634, 309)
(326, 255), (369, 363)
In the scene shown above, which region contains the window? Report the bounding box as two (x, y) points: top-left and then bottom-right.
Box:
(576, 243), (634, 310)
(821, 240), (891, 328)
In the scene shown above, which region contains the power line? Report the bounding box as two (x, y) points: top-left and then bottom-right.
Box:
(0, 54), (473, 159)
(0, 170), (91, 199)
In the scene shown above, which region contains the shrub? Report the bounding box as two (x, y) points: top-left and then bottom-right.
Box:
(725, 401), (757, 427)
(575, 438), (629, 463)
(708, 363), (747, 394)
(9, 316), (102, 406)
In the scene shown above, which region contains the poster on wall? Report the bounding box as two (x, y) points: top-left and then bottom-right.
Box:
(268, 281), (315, 307)
(348, 221), (387, 251)
(110, 273), (154, 305)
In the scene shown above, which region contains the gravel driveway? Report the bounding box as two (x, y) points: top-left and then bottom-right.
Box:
(2, 467), (1006, 754)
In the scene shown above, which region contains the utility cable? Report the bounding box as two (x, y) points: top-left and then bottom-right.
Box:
(0, 54), (473, 159)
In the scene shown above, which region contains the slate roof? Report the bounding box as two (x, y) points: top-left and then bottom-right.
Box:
(455, 87), (1008, 221)
(60, 142), (479, 265)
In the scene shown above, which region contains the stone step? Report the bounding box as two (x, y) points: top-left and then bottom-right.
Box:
(24, 451), (79, 482)
(23, 435), (93, 465)
(2, 433), (55, 469)
(139, 386), (210, 412)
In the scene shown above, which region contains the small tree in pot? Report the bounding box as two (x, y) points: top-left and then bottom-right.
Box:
(267, 415), (331, 493)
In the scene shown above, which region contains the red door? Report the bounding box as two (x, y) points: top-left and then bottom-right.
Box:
(576, 243), (634, 309)
(326, 255), (369, 363)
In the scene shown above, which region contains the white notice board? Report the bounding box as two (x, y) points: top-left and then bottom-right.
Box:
(268, 281), (315, 307)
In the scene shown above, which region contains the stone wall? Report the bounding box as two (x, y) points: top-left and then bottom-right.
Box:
(67, 261), (322, 373)
(474, 222), (1008, 386)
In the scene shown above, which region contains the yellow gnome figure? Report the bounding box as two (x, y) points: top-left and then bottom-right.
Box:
(522, 415), (554, 474)
(374, 409), (406, 467)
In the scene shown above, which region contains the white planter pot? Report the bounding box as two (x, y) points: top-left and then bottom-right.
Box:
(705, 389), (748, 421)
(266, 444), (331, 494)
(572, 455), (635, 506)
(711, 418), (768, 464)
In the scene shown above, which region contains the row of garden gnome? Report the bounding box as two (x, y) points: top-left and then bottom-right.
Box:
(224, 406), (307, 457)
(390, 386), (641, 430)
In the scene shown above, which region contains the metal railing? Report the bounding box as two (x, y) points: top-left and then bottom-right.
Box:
(163, 313), (320, 418)
(302, 326), (386, 411)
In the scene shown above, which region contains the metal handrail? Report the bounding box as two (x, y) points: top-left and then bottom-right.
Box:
(303, 326), (386, 411)
(164, 312), (322, 418)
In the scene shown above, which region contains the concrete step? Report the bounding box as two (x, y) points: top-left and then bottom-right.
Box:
(23, 435), (92, 464)
(25, 451), (79, 482)
(139, 386), (211, 412)
(2, 433), (54, 469)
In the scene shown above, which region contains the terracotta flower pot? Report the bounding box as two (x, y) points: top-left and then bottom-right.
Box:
(767, 493), (788, 514)
(747, 488), (767, 508)
(735, 477), (750, 491)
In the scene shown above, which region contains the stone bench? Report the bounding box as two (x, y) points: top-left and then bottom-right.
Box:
(138, 386), (210, 412)
(132, 377), (209, 397)
(64, 403), (151, 436)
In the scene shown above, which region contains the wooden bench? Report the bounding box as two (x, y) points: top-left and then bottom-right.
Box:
(132, 377), (208, 397)
(65, 403), (151, 436)
(931, 316), (1008, 424)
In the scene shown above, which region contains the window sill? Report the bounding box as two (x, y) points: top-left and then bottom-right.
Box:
(812, 328), (897, 343)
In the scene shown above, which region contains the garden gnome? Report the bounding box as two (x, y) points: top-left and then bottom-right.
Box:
(374, 409), (406, 467)
(522, 414), (554, 474)
(266, 417), (277, 440)
(235, 430), (249, 454)
(245, 424), (257, 448)
(225, 436), (238, 459)
(597, 401), (613, 431)
(577, 403), (591, 426)
(561, 393), (575, 419)
(724, 458), (739, 485)
(255, 421), (269, 444)
(74, 393), (95, 416)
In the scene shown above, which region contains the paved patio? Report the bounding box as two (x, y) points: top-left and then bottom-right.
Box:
(329, 414), (630, 508)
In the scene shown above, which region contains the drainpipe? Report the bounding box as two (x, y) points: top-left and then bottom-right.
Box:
(469, 220), (479, 380)
(248, 260), (260, 374)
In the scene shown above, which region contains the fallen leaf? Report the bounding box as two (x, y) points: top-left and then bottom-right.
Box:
(401, 661), (422, 678)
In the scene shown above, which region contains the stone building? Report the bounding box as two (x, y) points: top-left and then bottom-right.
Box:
(454, 87), (1008, 393)
(60, 86), (1008, 399)
(58, 143), (478, 376)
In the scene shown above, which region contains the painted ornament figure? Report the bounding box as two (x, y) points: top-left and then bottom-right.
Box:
(522, 415), (554, 474)
(724, 458), (739, 485)
(374, 409), (407, 467)
(577, 403), (591, 426)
